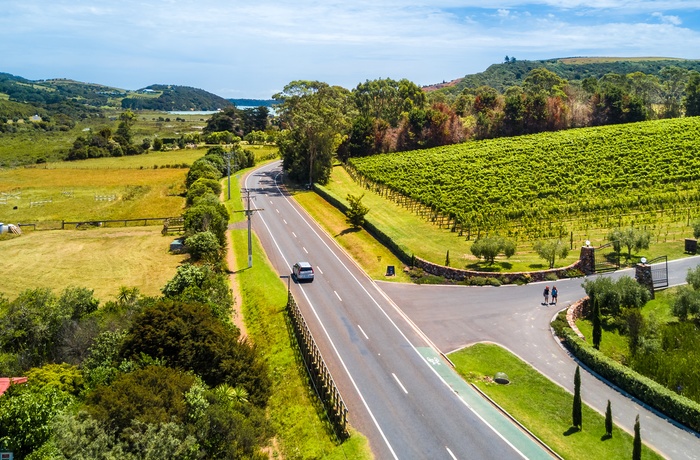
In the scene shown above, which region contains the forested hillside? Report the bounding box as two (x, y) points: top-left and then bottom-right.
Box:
(435, 57), (700, 94)
(121, 84), (233, 111)
(0, 72), (233, 113)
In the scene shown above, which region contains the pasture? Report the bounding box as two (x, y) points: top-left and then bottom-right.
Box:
(0, 227), (187, 301)
(0, 149), (199, 300)
(0, 166), (187, 225)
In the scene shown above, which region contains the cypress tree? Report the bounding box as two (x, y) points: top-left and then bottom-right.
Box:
(632, 415), (641, 460)
(572, 365), (582, 430)
(445, 250), (450, 267)
(605, 400), (613, 438)
(592, 298), (602, 350)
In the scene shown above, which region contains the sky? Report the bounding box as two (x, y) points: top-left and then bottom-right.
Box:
(2, 1), (700, 99)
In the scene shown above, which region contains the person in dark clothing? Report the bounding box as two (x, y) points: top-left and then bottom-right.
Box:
(543, 286), (550, 305)
(551, 286), (558, 305)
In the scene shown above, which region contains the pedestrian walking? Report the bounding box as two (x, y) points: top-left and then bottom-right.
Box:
(551, 286), (558, 305)
(543, 286), (550, 305)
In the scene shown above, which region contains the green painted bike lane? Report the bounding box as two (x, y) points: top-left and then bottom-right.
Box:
(418, 347), (556, 460)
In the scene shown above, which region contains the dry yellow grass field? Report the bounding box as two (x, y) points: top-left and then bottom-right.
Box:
(0, 152), (194, 301)
(0, 227), (188, 301)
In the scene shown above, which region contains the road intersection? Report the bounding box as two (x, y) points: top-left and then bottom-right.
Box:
(246, 161), (700, 459)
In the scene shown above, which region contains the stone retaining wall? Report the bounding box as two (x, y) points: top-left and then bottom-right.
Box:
(566, 297), (591, 341)
(413, 256), (583, 284)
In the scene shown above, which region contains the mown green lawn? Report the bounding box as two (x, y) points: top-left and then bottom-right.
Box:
(450, 343), (663, 460)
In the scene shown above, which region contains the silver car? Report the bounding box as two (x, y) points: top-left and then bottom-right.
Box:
(293, 261), (314, 282)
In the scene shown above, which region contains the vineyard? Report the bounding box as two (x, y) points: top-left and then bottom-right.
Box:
(347, 117), (700, 242)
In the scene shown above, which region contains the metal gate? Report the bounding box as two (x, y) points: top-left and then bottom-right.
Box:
(594, 242), (620, 273)
(649, 255), (669, 289)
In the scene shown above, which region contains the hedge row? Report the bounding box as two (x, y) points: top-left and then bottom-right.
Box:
(313, 184), (413, 265)
(552, 311), (700, 433)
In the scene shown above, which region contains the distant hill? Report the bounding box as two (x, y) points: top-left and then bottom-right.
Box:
(429, 57), (700, 94)
(121, 84), (233, 111)
(0, 72), (234, 113)
(0, 73), (123, 107)
(229, 98), (277, 108)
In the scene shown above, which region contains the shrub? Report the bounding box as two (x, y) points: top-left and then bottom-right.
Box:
(186, 178), (222, 206)
(471, 236), (516, 264)
(554, 313), (700, 432)
(185, 231), (222, 263)
(183, 199), (229, 247)
(120, 300), (271, 406)
(185, 161), (220, 189)
(85, 365), (195, 434)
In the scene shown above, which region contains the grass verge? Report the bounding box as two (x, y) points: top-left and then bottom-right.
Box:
(292, 188), (411, 283)
(230, 229), (371, 459)
(449, 343), (663, 460)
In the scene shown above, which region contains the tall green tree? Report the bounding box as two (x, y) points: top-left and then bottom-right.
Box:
(592, 299), (602, 350)
(353, 78), (425, 127)
(605, 400), (613, 438)
(572, 365), (582, 430)
(502, 86), (525, 135)
(684, 71), (700, 117)
(204, 106), (243, 136)
(274, 81), (354, 185)
(632, 414), (642, 460)
(114, 109), (136, 147)
(660, 66), (689, 118)
(533, 239), (569, 269)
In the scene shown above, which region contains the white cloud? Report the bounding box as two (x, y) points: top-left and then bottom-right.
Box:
(1, 0), (699, 98)
(652, 12), (683, 25)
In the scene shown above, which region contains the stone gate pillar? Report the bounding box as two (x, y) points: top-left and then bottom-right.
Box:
(635, 262), (655, 299)
(579, 245), (595, 275)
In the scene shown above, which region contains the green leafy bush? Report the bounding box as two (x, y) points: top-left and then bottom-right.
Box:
(554, 313), (700, 432)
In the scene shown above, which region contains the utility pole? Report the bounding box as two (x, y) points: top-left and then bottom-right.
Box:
(239, 188), (263, 268)
(225, 150), (238, 201)
(226, 153), (231, 200)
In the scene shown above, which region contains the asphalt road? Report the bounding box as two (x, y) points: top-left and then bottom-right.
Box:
(245, 162), (553, 459)
(245, 161), (700, 459)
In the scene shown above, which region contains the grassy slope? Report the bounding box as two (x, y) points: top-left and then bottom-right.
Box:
(450, 343), (663, 460)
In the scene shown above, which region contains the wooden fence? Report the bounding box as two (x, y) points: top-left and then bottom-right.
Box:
(286, 292), (348, 440)
(60, 217), (179, 230)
